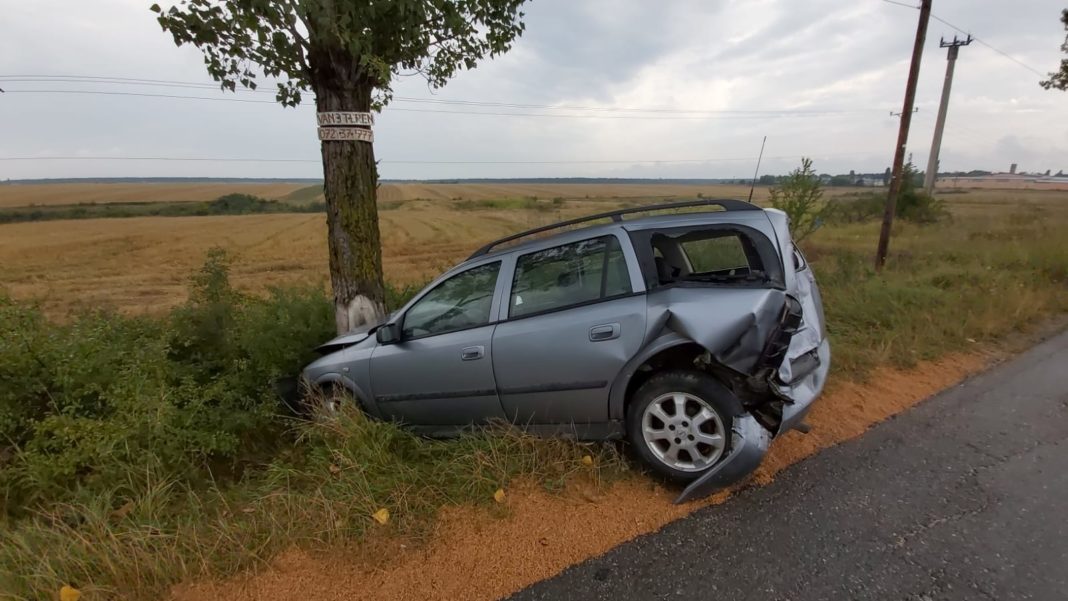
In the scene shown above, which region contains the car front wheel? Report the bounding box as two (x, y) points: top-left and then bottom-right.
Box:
(303, 381), (350, 419)
(625, 370), (741, 482)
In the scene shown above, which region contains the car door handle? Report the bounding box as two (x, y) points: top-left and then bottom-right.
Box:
(461, 345), (485, 361)
(589, 323), (621, 342)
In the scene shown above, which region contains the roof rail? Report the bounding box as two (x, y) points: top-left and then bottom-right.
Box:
(467, 198), (760, 259)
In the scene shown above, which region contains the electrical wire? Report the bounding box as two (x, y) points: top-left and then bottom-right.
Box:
(880, 0), (918, 9)
(928, 14), (1046, 77)
(0, 154), (860, 165)
(0, 75), (878, 116)
(0, 89), (875, 120)
(879, 0), (1048, 77)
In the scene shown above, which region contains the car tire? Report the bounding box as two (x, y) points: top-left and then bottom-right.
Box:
(303, 381), (350, 419)
(625, 370), (742, 483)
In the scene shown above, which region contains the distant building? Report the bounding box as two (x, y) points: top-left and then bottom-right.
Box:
(1009, 163), (1018, 175)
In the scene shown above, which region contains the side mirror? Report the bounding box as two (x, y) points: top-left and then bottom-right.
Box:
(376, 323), (402, 344)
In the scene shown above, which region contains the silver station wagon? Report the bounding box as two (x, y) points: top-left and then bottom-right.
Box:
(303, 199), (830, 502)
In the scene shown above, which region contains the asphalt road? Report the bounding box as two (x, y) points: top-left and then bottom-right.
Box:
(509, 330), (1068, 601)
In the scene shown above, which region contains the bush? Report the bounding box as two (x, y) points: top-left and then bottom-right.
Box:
(824, 160), (947, 226)
(769, 157), (830, 242)
(0, 250), (335, 515)
(0, 254), (623, 599)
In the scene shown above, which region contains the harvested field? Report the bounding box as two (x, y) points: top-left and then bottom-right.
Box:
(937, 178), (1068, 191)
(375, 182), (767, 203)
(0, 198), (620, 316)
(0, 183), (311, 208)
(2, 188), (1066, 319)
(0, 181), (761, 209)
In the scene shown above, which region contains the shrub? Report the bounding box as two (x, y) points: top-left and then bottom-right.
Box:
(769, 157), (830, 242)
(895, 161), (947, 223)
(823, 160), (947, 226)
(0, 250), (335, 515)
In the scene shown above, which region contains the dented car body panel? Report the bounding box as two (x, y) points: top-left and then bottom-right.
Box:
(303, 200), (830, 500)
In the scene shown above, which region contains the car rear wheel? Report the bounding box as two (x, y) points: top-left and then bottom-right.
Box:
(626, 370), (740, 482)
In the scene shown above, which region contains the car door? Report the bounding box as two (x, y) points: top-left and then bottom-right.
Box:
(491, 234), (646, 425)
(370, 261), (505, 426)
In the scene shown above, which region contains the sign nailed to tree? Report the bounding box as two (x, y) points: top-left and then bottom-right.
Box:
(318, 127), (374, 142)
(317, 112), (374, 142)
(317, 111), (375, 127)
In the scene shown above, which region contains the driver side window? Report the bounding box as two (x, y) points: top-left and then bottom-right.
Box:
(402, 262), (501, 339)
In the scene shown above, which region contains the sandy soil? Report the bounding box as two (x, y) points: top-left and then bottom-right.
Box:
(172, 352), (993, 601)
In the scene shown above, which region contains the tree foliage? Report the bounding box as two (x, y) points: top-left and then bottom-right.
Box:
(151, 0), (529, 333)
(1041, 9), (1068, 91)
(769, 157), (828, 243)
(150, 0), (528, 106)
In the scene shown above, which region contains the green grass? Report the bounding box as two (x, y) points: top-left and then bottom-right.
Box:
(807, 209), (1068, 377)
(1, 191), (1067, 600)
(0, 410), (623, 599)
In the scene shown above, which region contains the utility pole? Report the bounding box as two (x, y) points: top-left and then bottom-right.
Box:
(923, 35), (972, 194)
(875, 0), (932, 271)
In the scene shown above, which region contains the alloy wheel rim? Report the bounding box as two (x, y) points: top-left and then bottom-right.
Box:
(641, 392), (726, 472)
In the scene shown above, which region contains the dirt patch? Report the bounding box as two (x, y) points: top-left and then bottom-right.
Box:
(172, 351), (997, 601)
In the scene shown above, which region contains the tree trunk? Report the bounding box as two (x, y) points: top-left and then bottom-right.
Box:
(314, 79), (386, 334)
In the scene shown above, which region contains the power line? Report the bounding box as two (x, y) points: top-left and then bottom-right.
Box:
(880, 0), (918, 8)
(2, 89), (279, 104)
(928, 14), (1046, 77)
(0, 74), (879, 116)
(0, 154), (851, 165)
(879, 0), (1046, 77)
(0, 89), (875, 120)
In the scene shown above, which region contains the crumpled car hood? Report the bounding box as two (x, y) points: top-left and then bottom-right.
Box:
(314, 318), (387, 353)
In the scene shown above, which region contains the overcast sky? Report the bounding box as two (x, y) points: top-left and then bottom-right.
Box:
(1, 0), (1066, 180)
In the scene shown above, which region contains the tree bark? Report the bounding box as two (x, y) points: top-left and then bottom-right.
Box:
(313, 78), (386, 334)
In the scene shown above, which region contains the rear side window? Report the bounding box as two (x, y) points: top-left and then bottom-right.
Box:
(647, 227), (773, 287)
(680, 233), (751, 274)
(403, 262), (501, 338)
(510, 235), (631, 318)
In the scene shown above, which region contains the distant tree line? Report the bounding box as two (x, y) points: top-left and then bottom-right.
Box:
(0, 194), (324, 224)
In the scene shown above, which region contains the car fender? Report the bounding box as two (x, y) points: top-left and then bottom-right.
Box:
(311, 372), (381, 418)
(607, 331), (695, 421)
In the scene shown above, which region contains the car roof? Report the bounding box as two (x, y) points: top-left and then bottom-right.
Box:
(457, 203), (774, 269)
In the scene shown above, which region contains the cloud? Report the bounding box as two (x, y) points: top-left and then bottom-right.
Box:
(1, 0), (1066, 180)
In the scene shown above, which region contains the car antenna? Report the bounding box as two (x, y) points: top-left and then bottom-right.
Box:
(746, 135), (767, 204)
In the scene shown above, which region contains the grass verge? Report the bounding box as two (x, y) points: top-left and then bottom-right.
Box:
(1, 409), (623, 599)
